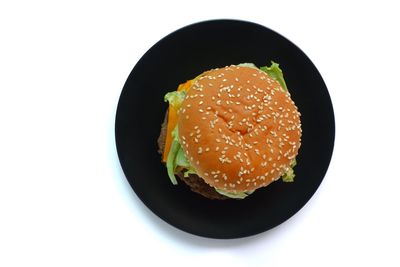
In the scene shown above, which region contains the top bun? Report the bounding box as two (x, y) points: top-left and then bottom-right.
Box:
(177, 65), (301, 193)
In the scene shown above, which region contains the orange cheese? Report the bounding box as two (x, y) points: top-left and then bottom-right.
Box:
(162, 79), (193, 162)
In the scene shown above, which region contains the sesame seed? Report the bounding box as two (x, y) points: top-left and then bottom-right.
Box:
(261, 162), (267, 167)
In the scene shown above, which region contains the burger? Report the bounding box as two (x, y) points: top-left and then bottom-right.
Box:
(158, 62), (302, 199)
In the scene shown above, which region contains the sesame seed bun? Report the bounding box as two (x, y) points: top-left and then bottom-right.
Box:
(177, 65), (302, 193)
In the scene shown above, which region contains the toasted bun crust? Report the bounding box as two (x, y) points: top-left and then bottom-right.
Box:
(177, 65), (301, 193)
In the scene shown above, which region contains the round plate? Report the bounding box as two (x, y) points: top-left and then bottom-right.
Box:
(115, 19), (335, 239)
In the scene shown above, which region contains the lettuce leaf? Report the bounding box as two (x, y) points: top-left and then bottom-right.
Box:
(164, 91), (186, 109)
(165, 126), (181, 185)
(183, 167), (196, 177)
(282, 167), (295, 182)
(175, 147), (190, 168)
(238, 63), (258, 69)
(282, 159), (297, 182)
(166, 138), (180, 185)
(215, 189), (254, 199)
(165, 125), (198, 184)
(260, 61), (288, 92)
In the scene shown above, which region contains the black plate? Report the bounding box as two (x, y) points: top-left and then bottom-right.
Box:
(115, 19), (335, 239)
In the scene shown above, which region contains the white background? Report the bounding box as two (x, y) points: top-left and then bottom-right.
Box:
(1, 1), (399, 266)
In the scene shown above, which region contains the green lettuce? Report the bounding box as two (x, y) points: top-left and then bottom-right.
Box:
(282, 168), (295, 182)
(215, 189), (255, 199)
(175, 146), (190, 168)
(183, 167), (197, 177)
(282, 159), (297, 182)
(165, 125), (198, 185)
(238, 63), (258, 69)
(166, 139), (180, 185)
(164, 91), (186, 109)
(260, 61), (288, 92)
